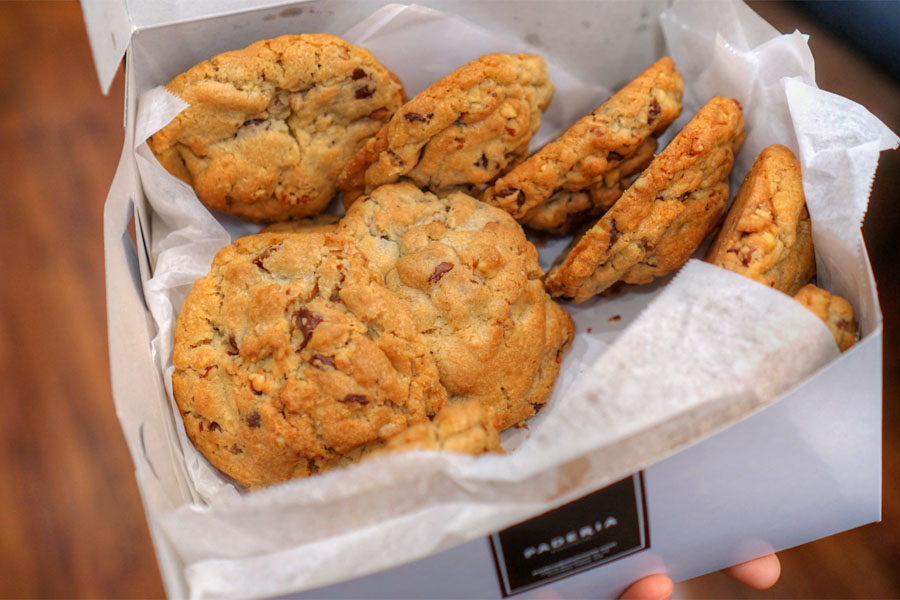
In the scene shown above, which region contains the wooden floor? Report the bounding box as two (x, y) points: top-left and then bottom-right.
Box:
(0, 2), (896, 598)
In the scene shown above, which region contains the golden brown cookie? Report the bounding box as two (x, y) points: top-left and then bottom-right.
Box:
(337, 183), (574, 430)
(521, 137), (657, 234)
(148, 34), (405, 222)
(172, 231), (446, 488)
(483, 57), (683, 233)
(545, 96), (746, 302)
(337, 53), (554, 206)
(706, 144), (815, 294)
(793, 284), (857, 352)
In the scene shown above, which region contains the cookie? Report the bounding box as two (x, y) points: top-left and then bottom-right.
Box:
(705, 144), (815, 294)
(261, 213), (340, 234)
(793, 284), (857, 352)
(172, 231), (447, 488)
(520, 136), (657, 234)
(375, 401), (503, 456)
(337, 53), (554, 206)
(483, 57), (683, 233)
(337, 183), (574, 430)
(148, 34), (405, 222)
(545, 96), (746, 302)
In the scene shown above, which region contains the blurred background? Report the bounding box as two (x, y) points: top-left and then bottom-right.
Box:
(0, 1), (896, 598)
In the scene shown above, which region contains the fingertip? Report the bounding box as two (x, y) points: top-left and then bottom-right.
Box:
(723, 553), (781, 590)
(618, 573), (674, 600)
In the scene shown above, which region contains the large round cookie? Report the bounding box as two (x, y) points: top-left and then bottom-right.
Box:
(338, 53), (554, 206)
(545, 96), (746, 302)
(148, 34), (405, 222)
(172, 231), (446, 488)
(706, 144), (815, 295)
(337, 183), (574, 430)
(483, 57), (683, 233)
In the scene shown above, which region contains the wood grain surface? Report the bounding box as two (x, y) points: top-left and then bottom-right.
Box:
(0, 2), (896, 598)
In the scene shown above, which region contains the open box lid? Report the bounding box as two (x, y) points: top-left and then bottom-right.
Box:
(81, 0), (295, 93)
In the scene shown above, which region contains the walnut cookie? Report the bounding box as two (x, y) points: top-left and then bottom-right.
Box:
(337, 53), (554, 206)
(706, 144), (815, 295)
(793, 284), (858, 352)
(148, 34), (405, 222)
(172, 231), (448, 489)
(337, 183), (575, 431)
(545, 96), (746, 302)
(483, 56), (683, 234)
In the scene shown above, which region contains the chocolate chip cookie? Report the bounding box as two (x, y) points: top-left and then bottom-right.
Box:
(172, 231), (446, 488)
(148, 34), (405, 222)
(520, 137), (657, 234)
(706, 144), (815, 294)
(793, 284), (857, 352)
(545, 96), (746, 302)
(337, 183), (574, 430)
(483, 57), (683, 233)
(337, 53), (554, 206)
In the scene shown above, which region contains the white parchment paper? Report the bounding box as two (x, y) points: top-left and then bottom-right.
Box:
(130, 2), (897, 598)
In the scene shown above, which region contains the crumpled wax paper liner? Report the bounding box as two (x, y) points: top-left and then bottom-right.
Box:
(129, 2), (897, 597)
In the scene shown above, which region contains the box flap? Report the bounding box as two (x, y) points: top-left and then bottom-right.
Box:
(79, 0), (300, 93)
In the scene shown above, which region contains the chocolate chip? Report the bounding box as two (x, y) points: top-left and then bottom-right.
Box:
(428, 262), (454, 285)
(351, 67), (366, 80)
(404, 112), (429, 123)
(741, 247), (757, 266)
(209, 421), (221, 432)
(342, 394), (368, 405)
(310, 354), (335, 369)
(474, 153), (488, 168)
(608, 219), (620, 247)
(495, 188), (519, 198)
(648, 99), (661, 124)
(678, 192), (691, 202)
(355, 85), (374, 99)
(246, 411), (261, 428)
(329, 272), (346, 302)
(252, 245), (280, 273)
(229, 445), (243, 455)
(607, 151), (623, 161)
(296, 309), (323, 350)
(227, 335), (239, 356)
(241, 118), (266, 127)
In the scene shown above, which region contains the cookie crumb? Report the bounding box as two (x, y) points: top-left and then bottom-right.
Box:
(608, 315), (621, 322)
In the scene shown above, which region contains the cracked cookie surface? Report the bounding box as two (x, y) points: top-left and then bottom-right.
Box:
(545, 96), (746, 302)
(484, 57), (683, 233)
(706, 144), (815, 295)
(172, 231), (446, 488)
(337, 183), (574, 430)
(148, 34), (405, 222)
(337, 53), (554, 206)
(373, 400), (503, 456)
(793, 284), (857, 352)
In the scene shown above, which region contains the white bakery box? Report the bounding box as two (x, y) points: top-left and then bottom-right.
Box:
(82, 0), (896, 598)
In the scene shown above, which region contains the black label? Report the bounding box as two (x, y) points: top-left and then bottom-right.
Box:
(490, 473), (649, 597)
